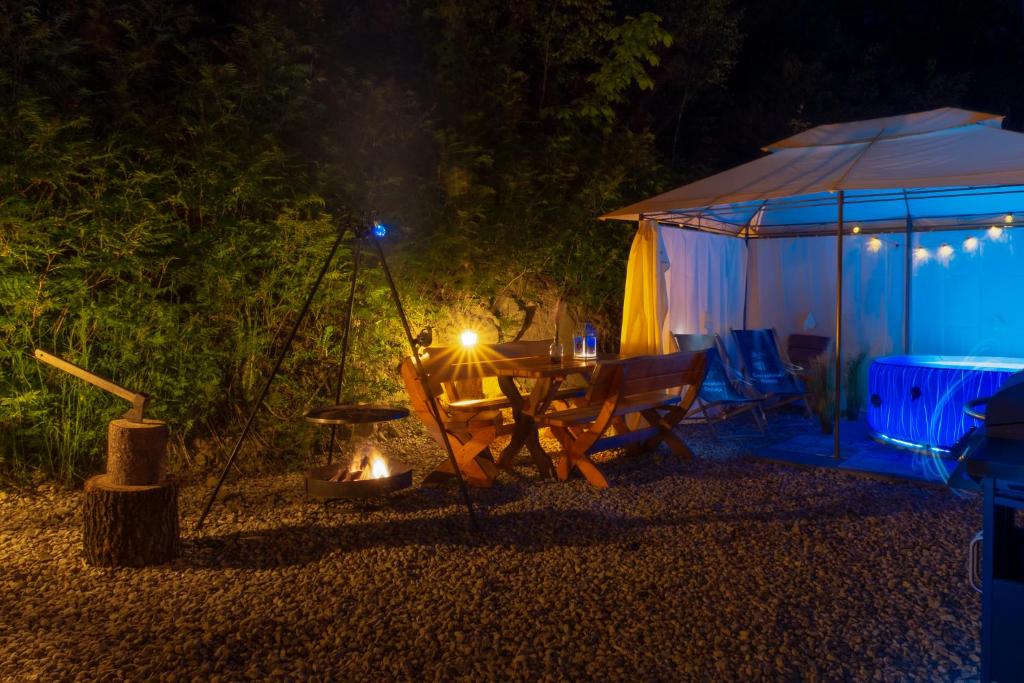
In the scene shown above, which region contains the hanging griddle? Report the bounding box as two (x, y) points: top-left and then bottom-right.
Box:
(196, 223), (477, 531)
(299, 232), (414, 501)
(303, 404), (409, 425)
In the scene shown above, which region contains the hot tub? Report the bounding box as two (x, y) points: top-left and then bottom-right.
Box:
(867, 355), (1024, 453)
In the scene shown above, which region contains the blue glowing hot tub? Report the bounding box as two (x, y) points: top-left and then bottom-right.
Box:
(867, 355), (1024, 453)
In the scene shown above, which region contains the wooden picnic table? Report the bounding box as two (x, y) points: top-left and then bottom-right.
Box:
(492, 354), (624, 478)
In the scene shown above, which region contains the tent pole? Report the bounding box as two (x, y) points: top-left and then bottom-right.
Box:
(742, 232), (750, 329)
(833, 191), (844, 460)
(903, 216), (913, 353)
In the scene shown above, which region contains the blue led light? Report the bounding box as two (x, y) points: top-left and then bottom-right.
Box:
(373, 222), (387, 238)
(867, 355), (1024, 451)
(871, 431), (951, 457)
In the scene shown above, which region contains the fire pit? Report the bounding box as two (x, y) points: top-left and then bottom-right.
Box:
(196, 224), (476, 531)
(303, 403), (413, 501)
(305, 461), (413, 500)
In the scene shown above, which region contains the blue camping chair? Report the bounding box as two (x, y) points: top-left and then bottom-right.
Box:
(730, 328), (809, 413)
(674, 333), (766, 436)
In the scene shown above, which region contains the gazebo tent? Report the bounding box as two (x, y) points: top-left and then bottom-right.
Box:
(606, 108), (1024, 456)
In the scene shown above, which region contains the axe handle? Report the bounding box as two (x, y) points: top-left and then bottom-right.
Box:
(34, 349), (148, 420)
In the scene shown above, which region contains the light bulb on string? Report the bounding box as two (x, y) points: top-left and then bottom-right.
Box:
(1005, 213), (1014, 224)
(867, 237), (882, 253)
(913, 246), (930, 265)
(963, 236), (979, 253)
(851, 225), (861, 234)
(937, 243), (954, 265)
(988, 225), (1004, 240)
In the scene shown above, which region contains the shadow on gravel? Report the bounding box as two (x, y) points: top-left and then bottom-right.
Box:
(180, 487), (900, 570)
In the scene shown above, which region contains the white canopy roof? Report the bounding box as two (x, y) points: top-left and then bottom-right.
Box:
(603, 107), (1024, 237)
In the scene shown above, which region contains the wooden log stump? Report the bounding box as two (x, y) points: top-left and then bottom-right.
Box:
(83, 474), (179, 567)
(107, 418), (168, 486)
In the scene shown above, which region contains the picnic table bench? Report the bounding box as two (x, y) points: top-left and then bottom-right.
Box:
(400, 340), (586, 486)
(538, 350), (707, 488)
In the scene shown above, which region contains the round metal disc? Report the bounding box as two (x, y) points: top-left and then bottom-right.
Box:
(303, 404), (409, 425)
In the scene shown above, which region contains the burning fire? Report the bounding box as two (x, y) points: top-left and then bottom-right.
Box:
(330, 443), (390, 483)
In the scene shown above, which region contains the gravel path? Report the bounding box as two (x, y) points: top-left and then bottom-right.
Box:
(0, 419), (981, 681)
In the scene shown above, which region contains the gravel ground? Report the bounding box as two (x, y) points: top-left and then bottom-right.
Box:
(0, 416), (982, 681)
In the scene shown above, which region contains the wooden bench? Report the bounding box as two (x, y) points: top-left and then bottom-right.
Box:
(400, 340), (584, 486)
(537, 351), (707, 488)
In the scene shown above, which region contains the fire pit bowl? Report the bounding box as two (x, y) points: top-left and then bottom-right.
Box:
(304, 461), (413, 501)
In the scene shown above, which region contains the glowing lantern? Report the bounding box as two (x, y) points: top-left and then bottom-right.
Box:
(988, 225), (1004, 240)
(867, 237), (883, 253)
(913, 247), (929, 264)
(964, 236), (979, 253)
(460, 330), (478, 347)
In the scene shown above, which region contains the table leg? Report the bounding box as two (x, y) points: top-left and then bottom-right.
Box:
(496, 376), (560, 479)
(497, 376), (529, 466)
(523, 425), (555, 479)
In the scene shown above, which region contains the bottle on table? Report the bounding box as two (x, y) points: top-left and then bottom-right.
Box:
(548, 338), (563, 363)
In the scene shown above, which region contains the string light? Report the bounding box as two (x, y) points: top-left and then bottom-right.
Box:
(913, 247), (930, 264)
(851, 225), (861, 234)
(867, 237), (882, 253)
(963, 236), (979, 253)
(460, 330), (478, 347)
(937, 243), (954, 265)
(1005, 213), (1014, 224)
(988, 225), (1004, 239)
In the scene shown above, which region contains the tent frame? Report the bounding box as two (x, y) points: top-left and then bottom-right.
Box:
(622, 109), (1024, 459)
(638, 187), (983, 462)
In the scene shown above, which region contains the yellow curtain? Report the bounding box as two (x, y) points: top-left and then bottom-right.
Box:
(620, 219), (670, 356)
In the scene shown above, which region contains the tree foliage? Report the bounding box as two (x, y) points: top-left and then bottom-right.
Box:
(4, 0), (1023, 482)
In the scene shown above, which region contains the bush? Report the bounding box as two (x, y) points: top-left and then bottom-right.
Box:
(0, 0), (678, 483)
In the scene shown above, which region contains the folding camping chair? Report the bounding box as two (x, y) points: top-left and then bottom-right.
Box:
(786, 333), (832, 384)
(673, 333), (766, 436)
(730, 328), (809, 414)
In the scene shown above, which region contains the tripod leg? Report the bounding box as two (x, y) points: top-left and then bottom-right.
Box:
(369, 234), (479, 531)
(328, 239), (362, 462)
(195, 228), (348, 532)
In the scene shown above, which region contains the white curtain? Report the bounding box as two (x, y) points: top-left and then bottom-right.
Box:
(644, 225), (1022, 362)
(660, 228), (747, 342)
(746, 235), (904, 358)
(909, 229), (1024, 356)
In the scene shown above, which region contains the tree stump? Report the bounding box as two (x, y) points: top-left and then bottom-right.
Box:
(106, 418), (168, 486)
(83, 475), (179, 567)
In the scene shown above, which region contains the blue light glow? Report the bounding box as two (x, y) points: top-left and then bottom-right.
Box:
(867, 355), (1023, 451)
(373, 222), (387, 238)
(871, 430), (950, 456)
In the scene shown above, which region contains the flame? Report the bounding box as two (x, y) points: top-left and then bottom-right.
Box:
(344, 443), (390, 481)
(370, 451), (390, 478)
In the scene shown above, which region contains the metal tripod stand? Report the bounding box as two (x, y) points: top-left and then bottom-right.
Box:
(195, 222), (477, 531)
